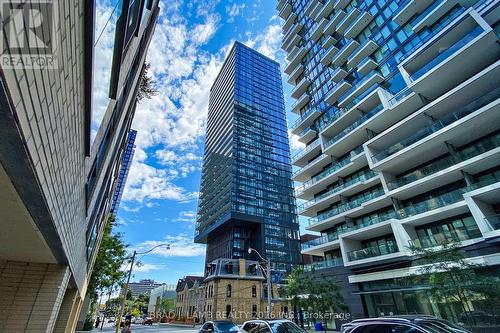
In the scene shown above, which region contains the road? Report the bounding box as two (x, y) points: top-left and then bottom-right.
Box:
(76, 323), (200, 333)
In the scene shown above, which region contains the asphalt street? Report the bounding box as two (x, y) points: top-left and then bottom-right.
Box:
(76, 323), (200, 333)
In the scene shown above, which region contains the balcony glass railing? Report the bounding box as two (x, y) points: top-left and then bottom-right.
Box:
(291, 107), (317, 130)
(296, 145), (364, 194)
(298, 170), (378, 212)
(317, 107), (349, 132)
(303, 257), (343, 271)
(350, 211), (398, 232)
(485, 214), (500, 231)
(372, 87), (500, 163)
(338, 70), (381, 103)
(342, 83), (380, 111)
(308, 188), (385, 226)
(387, 133), (500, 190)
(347, 242), (398, 261)
(292, 153), (325, 177)
(411, 26), (483, 80)
(410, 0), (446, 26)
(301, 233), (340, 250)
(387, 87), (413, 107)
(323, 104), (384, 149)
(465, 176), (500, 192)
(410, 230), (474, 249)
(292, 138), (320, 161)
(397, 188), (466, 219)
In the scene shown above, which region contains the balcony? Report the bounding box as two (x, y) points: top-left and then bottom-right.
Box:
(290, 106), (320, 134)
(325, 80), (352, 105)
(292, 138), (322, 167)
(285, 46), (307, 75)
(309, 1), (324, 20)
(357, 57), (378, 75)
(287, 63), (304, 85)
(301, 233), (339, 251)
(298, 171), (379, 216)
(292, 154), (331, 182)
(304, 0), (320, 17)
(321, 87), (381, 137)
(337, 8), (361, 35)
(323, 10), (346, 35)
(401, 12), (500, 99)
(282, 12), (298, 36)
(338, 70), (384, 107)
(279, 1), (293, 19)
(347, 242), (399, 262)
(410, 231), (477, 249)
(298, 127), (317, 144)
(276, 0), (288, 12)
(332, 39), (360, 66)
(291, 76), (311, 99)
(321, 45), (340, 65)
(334, 0), (350, 11)
(397, 188), (466, 219)
(314, 0), (335, 22)
(387, 132), (500, 191)
(322, 35), (337, 49)
(311, 18), (329, 42)
(372, 87), (500, 164)
(323, 104), (384, 156)
(331, 67), (348, 83)
(282, 23), (302, 52)
(308, 188), (385, 230)
(346, 39), (378, 69)
(393, 0), (434, 26)
(345, 11), (374, 39)
(485, 214), (500, 231)
(303, 258), (343, 271)
(412, 0), (476, 33)
(291, 94), (310, 115)
(295, 146), (364, 198)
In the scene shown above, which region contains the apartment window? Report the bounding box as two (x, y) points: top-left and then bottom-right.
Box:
(226, 305), (232, 318)
(252, 285), (257, 298)
(226, 284), (232, 298)
(252, 304), (258, 318)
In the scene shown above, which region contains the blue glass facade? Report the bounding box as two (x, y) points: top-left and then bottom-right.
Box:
(111, 129), (137, 214)
(195, 42), (301, 274)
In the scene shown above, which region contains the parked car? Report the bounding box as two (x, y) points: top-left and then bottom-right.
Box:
(241, 319), (307, 333)
(340, 316), (471, 333)
(199, 320), (239, 333)
(143, 317), (153, 325)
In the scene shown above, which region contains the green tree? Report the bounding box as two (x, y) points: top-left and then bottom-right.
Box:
(409, 241), (500, 325)
(137, 62), (158, 102)
(83, 215), (128, 330)
(284, 267), (348, 331)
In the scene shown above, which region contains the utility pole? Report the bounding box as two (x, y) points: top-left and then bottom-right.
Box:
(115, 243), (170, 333)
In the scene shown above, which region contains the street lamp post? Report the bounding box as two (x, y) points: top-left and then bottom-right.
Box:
(248, 248), (272, 318)
(115, 243), (170, 333)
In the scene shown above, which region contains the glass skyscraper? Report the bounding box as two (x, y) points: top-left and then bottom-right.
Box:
(195, 42), (301, 275)
(278, 0), (500, 324)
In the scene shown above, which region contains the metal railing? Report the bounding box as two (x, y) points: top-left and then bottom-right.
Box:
(347, 242), (398, 261)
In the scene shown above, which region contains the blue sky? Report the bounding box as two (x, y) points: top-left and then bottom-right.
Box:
(116, 0), (306, 284)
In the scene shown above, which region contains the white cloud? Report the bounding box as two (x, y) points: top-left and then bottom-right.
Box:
(174, 210), (197, 224)
(226, 3), (245, 22)
(133, 234), (205, 257)
(243, 24), (283, 60)
(134, 263), (163, 272)
(288, 129), (305, 151)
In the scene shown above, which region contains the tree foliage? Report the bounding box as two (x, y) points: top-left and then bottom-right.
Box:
(87, 215), (128, 301)
(137, 62), (158, 102)
(283, 267), (348, 325)
(409, 241), (500, 324)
